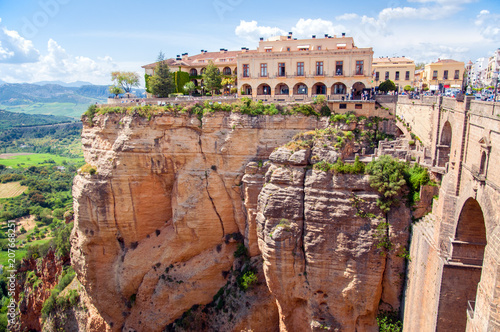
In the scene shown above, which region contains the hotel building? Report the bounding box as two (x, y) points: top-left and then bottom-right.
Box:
(142, 34), (374, 100)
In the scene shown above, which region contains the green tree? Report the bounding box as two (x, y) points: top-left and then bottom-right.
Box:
(415, 62), (426, 70)
(365, 155), (407, 213)
(202, 60), (222, 96)
(378, 80), (397, 94)
(149, 53), (175, 98)
(109, 85), (124, 98)
(183, 81), (196, 96)
(403, 85), (413, 92)
(110, 71), (139, 93)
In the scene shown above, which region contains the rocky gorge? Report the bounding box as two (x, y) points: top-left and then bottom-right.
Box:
(66, 104), (415, 332)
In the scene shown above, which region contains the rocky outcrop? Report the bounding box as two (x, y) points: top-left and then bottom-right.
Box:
(71, 111), (327, 331)
(253, 127), (411, 331)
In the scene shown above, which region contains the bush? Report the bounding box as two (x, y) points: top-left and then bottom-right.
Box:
(238, 271), (258, 291)
(234, 243), (248, 258)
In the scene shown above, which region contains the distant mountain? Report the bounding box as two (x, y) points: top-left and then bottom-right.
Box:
(0, 80), (6, 86)
(32, 80), (93, 88)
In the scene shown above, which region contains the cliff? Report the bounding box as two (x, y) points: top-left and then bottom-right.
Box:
(71, 109), (410, 331)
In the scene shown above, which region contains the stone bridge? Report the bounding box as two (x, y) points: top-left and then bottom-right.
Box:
(396, 95), (500, 332)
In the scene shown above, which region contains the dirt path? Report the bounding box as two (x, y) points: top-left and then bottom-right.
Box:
(0, 153), (34, 159)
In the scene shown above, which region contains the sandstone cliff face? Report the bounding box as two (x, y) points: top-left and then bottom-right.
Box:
(72, 112), (326, 331)
(252, 128), (411, 331)
(14, 250), (66, 332)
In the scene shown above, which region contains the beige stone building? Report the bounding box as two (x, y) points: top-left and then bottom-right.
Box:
(372, 57), (415, 92)
(237, 34), (374, 100)
(422, 59), (465, 92)
(143, 34), (374, 100)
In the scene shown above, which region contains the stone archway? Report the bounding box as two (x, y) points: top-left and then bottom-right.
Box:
(275, 83), (290, 96)
(257, 83), (271, 95)
(437, 198), (486, 331)
(293, 83), (308, 95)
(312, 82), (326, 95)
(241, 84), (252, 96)
(437, 121), (452, 167)
(352, 82), (365, 100)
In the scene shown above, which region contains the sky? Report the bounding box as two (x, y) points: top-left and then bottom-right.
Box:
(0, 0), (499, 86)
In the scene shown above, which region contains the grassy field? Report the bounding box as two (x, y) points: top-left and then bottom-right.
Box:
(0, 153), (84, 168)
(0, 181), (27, 198)
(0, 247), (27, 267)
(0, 102), (98, 119)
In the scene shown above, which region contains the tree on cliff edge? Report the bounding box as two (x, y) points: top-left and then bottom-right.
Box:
(111, 71), (139, 93)
(149, 52), (175, 98)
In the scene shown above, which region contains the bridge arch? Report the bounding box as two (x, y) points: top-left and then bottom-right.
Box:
(437, 197), (486, 331)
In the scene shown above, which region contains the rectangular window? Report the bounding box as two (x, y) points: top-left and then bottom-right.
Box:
(443, 70), (448, 80)
(395, 71), (400, 81)
(405, 71), (410, 80)
(432, 70), (438, 80)
(243, 64), (249, 77)
(287, 47), (290, 51)
(339, 104), (347, 109)
(356, 60), (364, 75)
(375, 72), (380, 81)
(297, 62), (304, 76)
(316, 61), (324, 75)
(260, 63), (268, 77)
(385, 71), (390, 80)
(336, 61), (343, 75)
(454, 70), (460, 80)
(355, 104), (363, 109)
(278, 63), (286, 77)
(317, 46), (322, 50)
(265, 49), (272, 53)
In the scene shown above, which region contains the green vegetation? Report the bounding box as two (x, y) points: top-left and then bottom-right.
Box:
(0, 109), (74, 131)
(149, 53), (175, 98)
(238, 271), (258, 291)
(109, 85), (124, 98)
(0, 154), (82, 168)
(183, 81), (196, 96)
(173, 70), (190, 95)
(378, 80), (397, 93)
(366, 155), (408, 213)
(377, 310), (403, 332)
(111, 71), (140, 93)
(202, 61), (223, 96)
(314, 156), (365, 174)
(41, 266), (79, 319)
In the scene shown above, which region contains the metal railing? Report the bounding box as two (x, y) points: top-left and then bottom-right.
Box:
(467, 300), (476, 320)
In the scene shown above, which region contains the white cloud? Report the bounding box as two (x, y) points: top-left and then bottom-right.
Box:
(336, 13), (359, 21)
(291, 18), (346, 38)
(475, 10), (500, 41)
(0, 20), (40, 63)
(0, 38), (122, 84)
(235, 20), (286, 43)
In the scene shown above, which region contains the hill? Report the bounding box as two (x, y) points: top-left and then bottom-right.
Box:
(0, 83), (146, 118)
(0, 109), (75, 131)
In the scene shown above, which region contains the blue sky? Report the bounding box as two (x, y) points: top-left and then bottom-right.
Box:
(0, 0), (499, 85)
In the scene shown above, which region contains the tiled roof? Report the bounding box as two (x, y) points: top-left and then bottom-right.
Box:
(142, 50), (256, 69)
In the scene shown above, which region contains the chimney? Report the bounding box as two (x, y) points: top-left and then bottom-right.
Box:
(288, 35), (291, 39)
(241, 47), (247, 53)
(182, 53), (189, 60)
(259, 37), (264, 41)
(325, 34), (329, 38)
(176, 55), (181, 60)
(288, 32), (292, 35)
(312, 35), (316, 39)
(342, 32), (346, 37)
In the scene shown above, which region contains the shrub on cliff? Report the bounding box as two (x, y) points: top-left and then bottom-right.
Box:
(366, 155), (407, 213)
